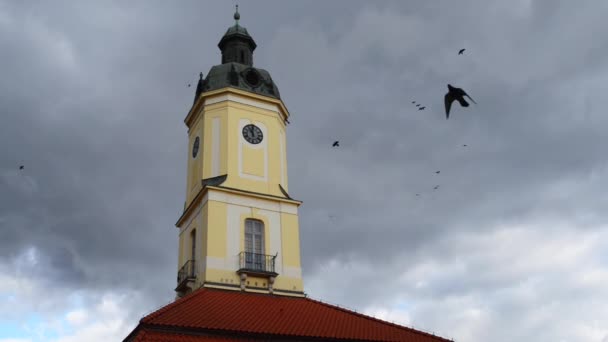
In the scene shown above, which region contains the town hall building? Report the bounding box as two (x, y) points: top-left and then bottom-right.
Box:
(123, 7), (452, 342)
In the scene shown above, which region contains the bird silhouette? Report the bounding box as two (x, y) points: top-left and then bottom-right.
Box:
(416, 104), (421, 107)
(19, 165), (24, 170)
(435, 171), (440, 174)
(412, 101), (416, 104)
(444, 84), (476, 119)
(332, 141), (339, 147)
(433, 185), (440, 190)
(463, 144), (468, 147)
(458, 48), (466, 55)
(415, 194), (420, 197)
(188, 84), (191, 87)
(418, 106), (426, 110)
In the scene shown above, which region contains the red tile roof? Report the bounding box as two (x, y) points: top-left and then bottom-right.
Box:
(126, 288), (451, 342)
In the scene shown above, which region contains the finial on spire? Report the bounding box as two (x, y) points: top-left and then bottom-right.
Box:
(199, 72), (203, 80)
(234, 4), (240, 25)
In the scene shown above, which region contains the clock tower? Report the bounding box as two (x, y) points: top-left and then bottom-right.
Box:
(175, 7), (304, 298)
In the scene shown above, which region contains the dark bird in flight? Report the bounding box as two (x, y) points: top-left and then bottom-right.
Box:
(188, 84), (191, 87)
(433, 185), (440, 190)
(418, 106), (426, 110)
(415, 194), (420, 196)
(463, 144), (468, 147)
(412, 101), (416, 104)
(458, 48), (466, 55)
(444, 84), (476, 119)
(332, 141), (339, 147)
(19, 165), (24, 170)
(435, 171), (440, 174)
(416, 104), (421, 107)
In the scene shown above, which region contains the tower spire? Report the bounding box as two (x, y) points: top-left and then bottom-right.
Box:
(218, 4), (256, 66)
(234, 4), (240, 26)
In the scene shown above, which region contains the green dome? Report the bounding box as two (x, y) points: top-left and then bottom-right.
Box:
(224, 24), (249, 37)
(192, 6), (281, 105)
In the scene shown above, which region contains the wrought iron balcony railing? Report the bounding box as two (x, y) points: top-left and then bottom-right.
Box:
(237, 251), (278, 276)
(176, 259), (196, 288)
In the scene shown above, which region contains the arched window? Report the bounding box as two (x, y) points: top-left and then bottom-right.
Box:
(190, 229), (196, 262)
(244, 219), (264, 270)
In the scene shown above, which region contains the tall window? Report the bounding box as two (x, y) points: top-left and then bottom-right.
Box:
(190, 229), (196, 262)
(244, 219), (264, 270)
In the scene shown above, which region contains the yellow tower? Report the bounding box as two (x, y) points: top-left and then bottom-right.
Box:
(175, 7), (304, 298)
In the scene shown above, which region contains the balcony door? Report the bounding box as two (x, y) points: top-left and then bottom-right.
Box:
(244, 219), (264, 271)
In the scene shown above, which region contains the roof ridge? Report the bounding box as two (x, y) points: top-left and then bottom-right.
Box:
(303, 296), (453, 342)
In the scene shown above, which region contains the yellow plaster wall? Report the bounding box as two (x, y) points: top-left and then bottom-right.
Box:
(205, 268), (240, 284)
(179, 89), (304, 296)
(225, 100), (286, 196)
(242, 146), (265, 177)
(205, 200), (227, 258)
(280, 128), (288, 191)
(203, 269), (303, 295)
(186, 92), (289, 200)
(199, 202), (208, 264)
(280, 213), (301, 268)
(186, 110), (204, 205)
(177, 204), (206, 269)
(201, 107), (229, 180)
(273, 277), (303, 293)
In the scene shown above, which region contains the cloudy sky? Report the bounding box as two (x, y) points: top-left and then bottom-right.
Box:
(1, 1), (608, 341)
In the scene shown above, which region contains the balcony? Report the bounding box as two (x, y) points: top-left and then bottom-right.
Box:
(236, 252), (278, 278)
(175, 260), (196, 292)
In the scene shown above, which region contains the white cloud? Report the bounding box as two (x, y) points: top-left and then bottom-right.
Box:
(50, 295), (133, 342)
(2, 2), (608, 342)
(305, 222), (608, 342)
(65, 310), (87, 327)
(0, 264), (139, 342)
(363, 306), (411, 326)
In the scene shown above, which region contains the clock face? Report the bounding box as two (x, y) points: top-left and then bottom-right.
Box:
(242, 124), (263, 144)
(192, 136), (200, 158)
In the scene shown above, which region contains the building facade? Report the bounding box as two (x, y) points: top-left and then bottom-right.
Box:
(175, 6), (303, 298)
(124, 7), (452, 342)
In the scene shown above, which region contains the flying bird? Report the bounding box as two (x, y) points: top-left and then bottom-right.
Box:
(444, 84), (476, 119)
(412, 101), (416, 104)
(332, 141), (339, 147)
(418, 106), (426, 110)
(433, 185), (440, 190)
(435, 171), (440, 174)
(188, 84), (191, 87)
(463, 144), (468, 147)
(416, 104), (421, 107)
(458, 48), (466, 55)
(415, 194), (420, 196)
(19, 165), (24, 170)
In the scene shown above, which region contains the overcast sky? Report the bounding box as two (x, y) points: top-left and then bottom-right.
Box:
(1, 1), (608, 341)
